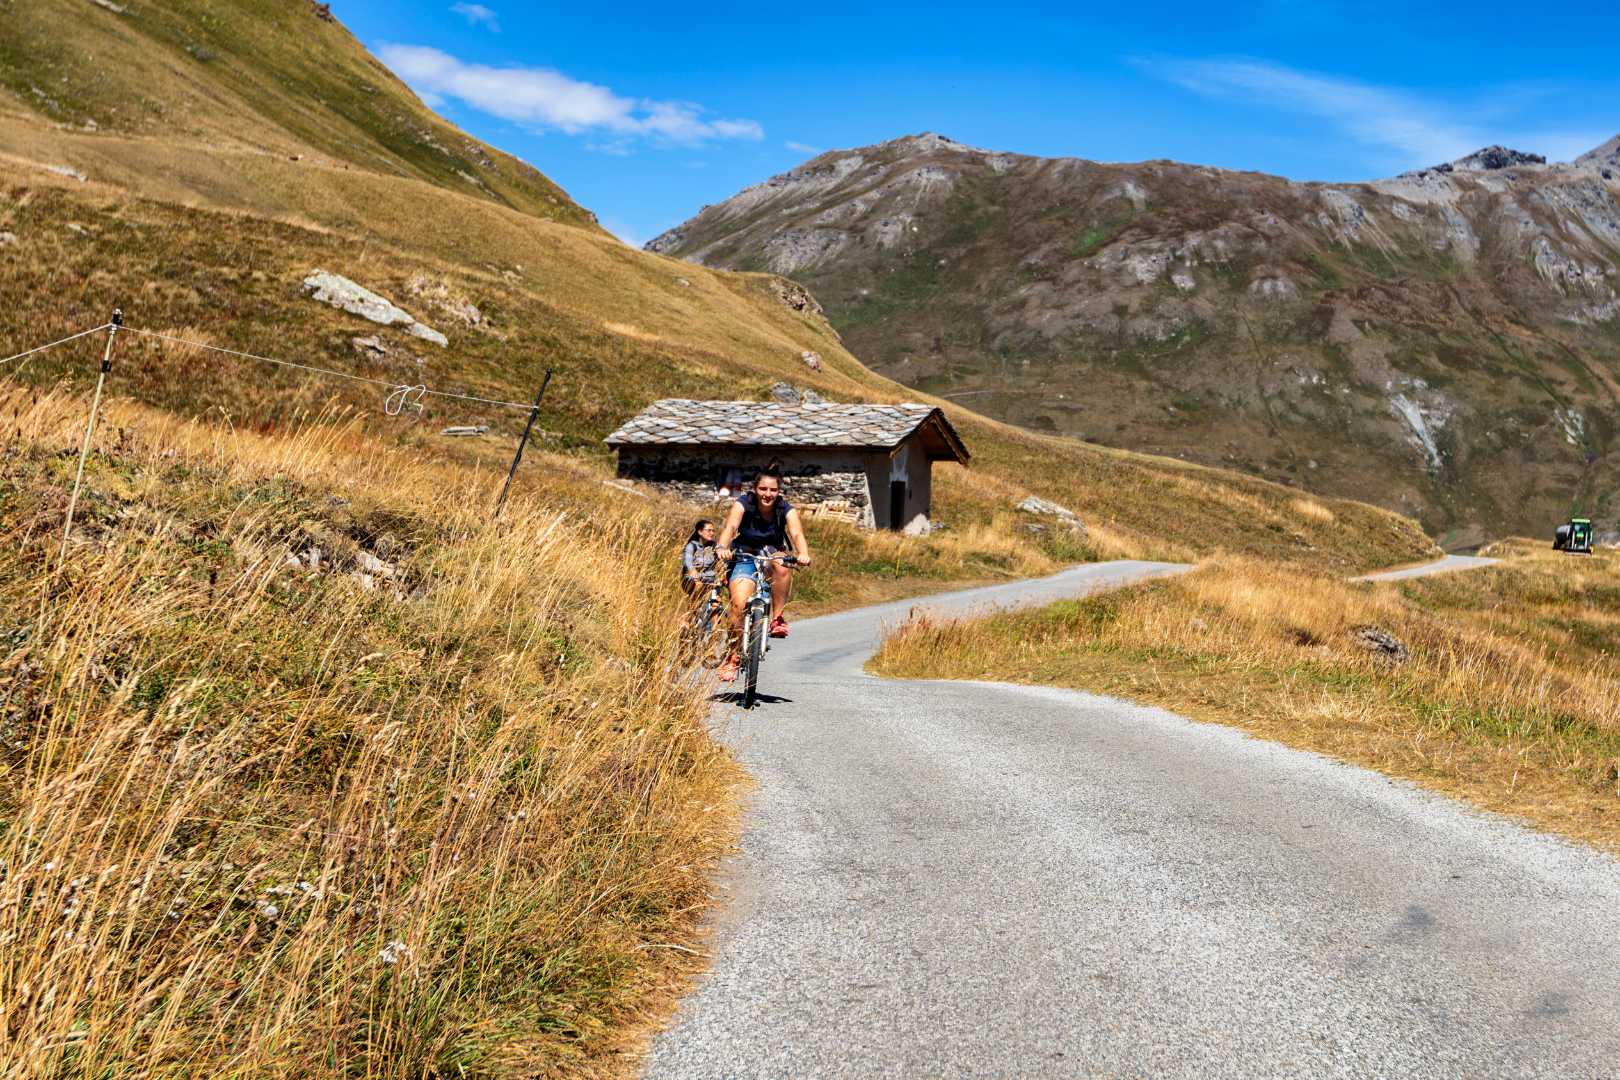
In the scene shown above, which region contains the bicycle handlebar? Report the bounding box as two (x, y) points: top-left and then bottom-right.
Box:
(722, 550), (800, 567)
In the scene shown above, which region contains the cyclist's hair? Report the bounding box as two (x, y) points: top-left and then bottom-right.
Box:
(688, 518), (714, 544)
(753, 460), (783, 485)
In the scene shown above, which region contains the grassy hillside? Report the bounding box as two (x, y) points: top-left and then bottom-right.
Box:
(874, 541), (1620, 853)
(0, 0), (594, 228)
(0, 6), (1437, 576)
(0, 385), (743, 1075)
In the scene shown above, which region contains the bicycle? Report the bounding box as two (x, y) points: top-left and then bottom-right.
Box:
(686, 576), (730, 669)
(726, 549), (798, 709)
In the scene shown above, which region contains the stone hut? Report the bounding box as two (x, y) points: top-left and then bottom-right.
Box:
(604, 399), (970, 531)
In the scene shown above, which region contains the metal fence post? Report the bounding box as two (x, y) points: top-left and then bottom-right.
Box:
(57, 309), (121, 574)
(494, 369), (552, 520)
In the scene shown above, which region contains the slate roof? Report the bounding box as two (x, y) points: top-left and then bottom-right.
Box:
(605, 399), (969, 461)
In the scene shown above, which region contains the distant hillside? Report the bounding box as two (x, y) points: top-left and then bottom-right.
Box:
(0, 0), (595, 228)
(649, 132), (1620, 545)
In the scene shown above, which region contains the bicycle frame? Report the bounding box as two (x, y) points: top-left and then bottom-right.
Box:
(728, 551), (795, 709)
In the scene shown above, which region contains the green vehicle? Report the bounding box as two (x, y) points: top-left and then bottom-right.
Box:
(1553, 517), (1593, 554)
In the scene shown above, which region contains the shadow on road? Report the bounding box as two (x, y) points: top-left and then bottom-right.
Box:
(710, 691), (795, 708)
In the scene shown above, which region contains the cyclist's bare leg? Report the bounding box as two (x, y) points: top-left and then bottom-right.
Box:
(726, 573), (757, 657)
(767, 560), (792, 622)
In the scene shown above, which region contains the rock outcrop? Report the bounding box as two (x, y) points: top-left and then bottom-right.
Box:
(1017, 495), (1086, 534)
(301, 270), (447, 347)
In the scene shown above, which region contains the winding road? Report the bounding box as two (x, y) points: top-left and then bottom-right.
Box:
(645, 558), (1620, 1079)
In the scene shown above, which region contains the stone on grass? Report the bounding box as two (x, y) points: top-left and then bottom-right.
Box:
(801, 350), (823, 371)
(355, 550), (397, 579)
(770, 381), (801, 404)
(405, 273), (482, 325)
(902, 514), (932, 537)
(1351, 624), (1409, 665)
(0, 232), (15, 246)
(408, 323), (449, 347)
(1017, 495), (1087, 534)
(301, 269), (446, 347)
(770, 277), (824, 316)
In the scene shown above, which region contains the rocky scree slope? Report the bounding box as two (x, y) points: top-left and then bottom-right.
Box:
(650, 132), (1620, 544)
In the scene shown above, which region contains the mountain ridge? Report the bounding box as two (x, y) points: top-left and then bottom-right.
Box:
(647, 129), (1620, 541)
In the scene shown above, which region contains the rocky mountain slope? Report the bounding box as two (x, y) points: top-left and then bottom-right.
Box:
(649, 132), (1620, 543)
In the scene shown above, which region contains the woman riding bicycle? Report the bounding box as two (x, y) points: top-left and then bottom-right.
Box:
(681, 518), (719, 595)
(714, 463), (812, 683)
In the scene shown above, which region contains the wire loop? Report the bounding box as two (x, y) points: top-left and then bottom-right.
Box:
(384, 384), (427, 416)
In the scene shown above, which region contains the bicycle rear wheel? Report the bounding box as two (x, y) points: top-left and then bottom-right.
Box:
(699, 599), (728, 669)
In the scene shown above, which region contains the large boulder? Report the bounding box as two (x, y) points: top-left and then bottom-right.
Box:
(301, 270), (447, 347)
(1351, 625), (1409, 665)
(1017, 495), (1087, 534)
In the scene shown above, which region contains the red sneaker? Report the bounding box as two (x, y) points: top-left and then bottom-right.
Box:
(718, 658), (739, 683)
(769, 614), (789, 639)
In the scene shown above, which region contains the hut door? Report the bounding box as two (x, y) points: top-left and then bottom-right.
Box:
(888, 480), (906, 531)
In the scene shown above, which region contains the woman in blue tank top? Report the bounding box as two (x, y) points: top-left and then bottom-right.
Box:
(715, 463), (813, 682)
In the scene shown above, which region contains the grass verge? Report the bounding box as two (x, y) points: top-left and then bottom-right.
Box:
(0, 384), (745, 1076)
(871, 540), (1620, 852)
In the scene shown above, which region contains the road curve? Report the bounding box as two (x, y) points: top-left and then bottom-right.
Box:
(645, 559), (1620, 1078)
(1352, 553), (1500, 582)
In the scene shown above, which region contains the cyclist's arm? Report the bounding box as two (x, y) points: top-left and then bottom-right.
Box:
(784, 507), (812, 567)
(715, 500), (745, 560)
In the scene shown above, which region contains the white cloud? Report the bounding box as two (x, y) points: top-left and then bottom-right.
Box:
(1139, 57), (1609, 170)
(377, 44), (764, 145)
(450, 3), (499, 31)
(785, 140), (822, 155)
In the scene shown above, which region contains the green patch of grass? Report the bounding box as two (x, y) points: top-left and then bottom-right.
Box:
(1298, 250), (1345, 290)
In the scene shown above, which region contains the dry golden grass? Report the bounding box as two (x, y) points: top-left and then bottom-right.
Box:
(1290, 496), (1336, 524)
(873, 544), (1620, 851)
(0, 384), (748, 1076)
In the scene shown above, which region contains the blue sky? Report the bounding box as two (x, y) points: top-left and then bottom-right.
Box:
(332, 1), (1620, 248)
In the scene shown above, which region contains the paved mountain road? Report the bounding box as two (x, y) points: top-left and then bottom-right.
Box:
(1352, 553), (1500, 582)
(645, 559), (1620, 1078)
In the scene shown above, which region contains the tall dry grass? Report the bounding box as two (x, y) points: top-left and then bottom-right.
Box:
(873, 550), (1620, 849)
(0, 384), (739, 1076)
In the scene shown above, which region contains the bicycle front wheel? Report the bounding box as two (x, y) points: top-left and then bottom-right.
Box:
(741, 604), (765, 709)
